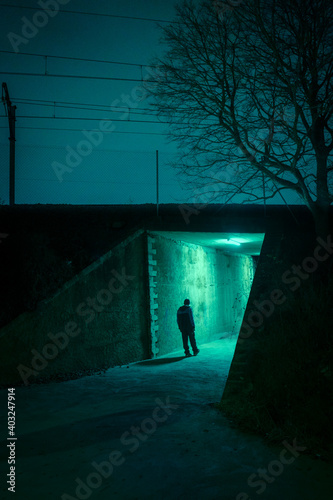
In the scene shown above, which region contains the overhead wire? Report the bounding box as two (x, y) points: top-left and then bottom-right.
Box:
(0, 50), (183, 84)
(0, 49), (152, 68)
(0, 71), (146, 83)
(0, 4), (183, 196)
(2, 98), (216, 124)
(0, 69), (187, 86)
(4, 177), (175, 186)
(12, 97), (152, 109)
(0, 4), (176, 23)
(15, 115), (171, 125)
(0, 125), (169, 135)
(11, 98), (167, 119)
(0, 41), (216, 133)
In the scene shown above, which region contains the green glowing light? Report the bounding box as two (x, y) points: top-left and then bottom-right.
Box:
(216, 239), (241, 246)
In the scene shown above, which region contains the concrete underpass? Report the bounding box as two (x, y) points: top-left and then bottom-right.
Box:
(0, 228), (264, 385)
(1, 205), (331, 499)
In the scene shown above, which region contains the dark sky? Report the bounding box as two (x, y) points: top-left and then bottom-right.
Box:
(0, 0), (302, 206)
(0, 0), (183, 204)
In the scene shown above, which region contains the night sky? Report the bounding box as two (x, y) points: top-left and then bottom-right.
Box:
(0, 0), (302, 206)
(0, 0), (182, 204)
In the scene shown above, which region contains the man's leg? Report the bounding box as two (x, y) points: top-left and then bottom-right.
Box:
(189, 330), (199, 355)
(181, 330), (190, 355)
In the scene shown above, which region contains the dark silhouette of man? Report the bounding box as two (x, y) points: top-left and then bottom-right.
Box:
(177, 299), (199, 357)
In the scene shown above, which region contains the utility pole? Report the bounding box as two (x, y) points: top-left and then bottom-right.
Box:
(156, 150), (159, 216)
(2, 83), (16, 206)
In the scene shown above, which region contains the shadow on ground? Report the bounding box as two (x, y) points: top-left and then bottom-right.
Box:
(135, 356), (185, 366)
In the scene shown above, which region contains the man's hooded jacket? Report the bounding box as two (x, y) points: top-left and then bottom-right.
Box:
(177, 305), (195, 332)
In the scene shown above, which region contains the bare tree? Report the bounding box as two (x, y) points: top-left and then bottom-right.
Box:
(148, 0), (333, 236)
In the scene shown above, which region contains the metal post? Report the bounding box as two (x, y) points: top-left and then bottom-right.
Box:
(2, 83), (16, 206)
(9, 105), (16, 206)
(156, 150), (159, 216)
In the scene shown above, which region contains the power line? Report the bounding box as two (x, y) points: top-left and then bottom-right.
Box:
(13, 97), (153, 111)
(0, 4), (175, 23)
(12, 99), (160, 118)
(0, 49), (155, 69)
(11, 98), (192, 121)
(12, 97), (156, 114)
(0, 125), (169, 135)
(15, 115), (169, 125)
(0, 71), (145, 83)
(9, 177), (175, 186)
(0, 173), (177, 187)
(0, 144), (177, 154)
(12, 97), (133, 108)
(10, 113), (215, 126)
(11, 98), (214, 123)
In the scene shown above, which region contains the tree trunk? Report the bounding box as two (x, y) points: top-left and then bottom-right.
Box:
(313, 202), (331, 240)
(312, 202), (332, 285)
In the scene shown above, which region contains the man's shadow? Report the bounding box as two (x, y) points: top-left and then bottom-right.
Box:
(135, 356), (185, 366)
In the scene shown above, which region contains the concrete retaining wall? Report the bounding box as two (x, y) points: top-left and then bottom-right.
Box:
(0, 230), (149, 386)
(221, 224), (283, 403)
(0, 227), (257, 387)
(151, 233), (255, 356)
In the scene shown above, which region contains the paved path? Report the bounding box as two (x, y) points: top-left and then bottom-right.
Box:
(0, 338), (332, 500)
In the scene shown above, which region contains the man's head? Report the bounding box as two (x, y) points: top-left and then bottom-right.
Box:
(184, 299), (190, 306)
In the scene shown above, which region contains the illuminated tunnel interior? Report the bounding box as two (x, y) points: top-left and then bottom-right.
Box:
(148, 231), (265, 358)
(0, 224), (265, 387)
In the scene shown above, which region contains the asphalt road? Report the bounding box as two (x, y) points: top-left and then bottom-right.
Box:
(0, 338), (332, 500)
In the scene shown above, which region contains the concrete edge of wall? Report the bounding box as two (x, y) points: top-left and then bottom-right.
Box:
(149, 230), (218, 254)
(220, 224), (284, 404)
(147, 233), (159, 358)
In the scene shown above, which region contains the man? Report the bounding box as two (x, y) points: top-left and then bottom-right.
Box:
(177, 299), (200, 357)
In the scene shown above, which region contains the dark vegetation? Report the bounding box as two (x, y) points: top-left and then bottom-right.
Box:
(0, 204), (153, 328)
(148, 0), (333, 239)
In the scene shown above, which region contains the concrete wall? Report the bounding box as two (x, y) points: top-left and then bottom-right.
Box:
(221, 223), (283, 403)
(0, 226), (256, 387)
(0, 230), (149, 387)
(151, 233), (255, 356)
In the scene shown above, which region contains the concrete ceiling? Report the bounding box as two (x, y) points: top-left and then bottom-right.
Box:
(154, 232), (265, 256)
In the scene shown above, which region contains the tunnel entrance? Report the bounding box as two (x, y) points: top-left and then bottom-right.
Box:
(146, 231), (264, 359)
